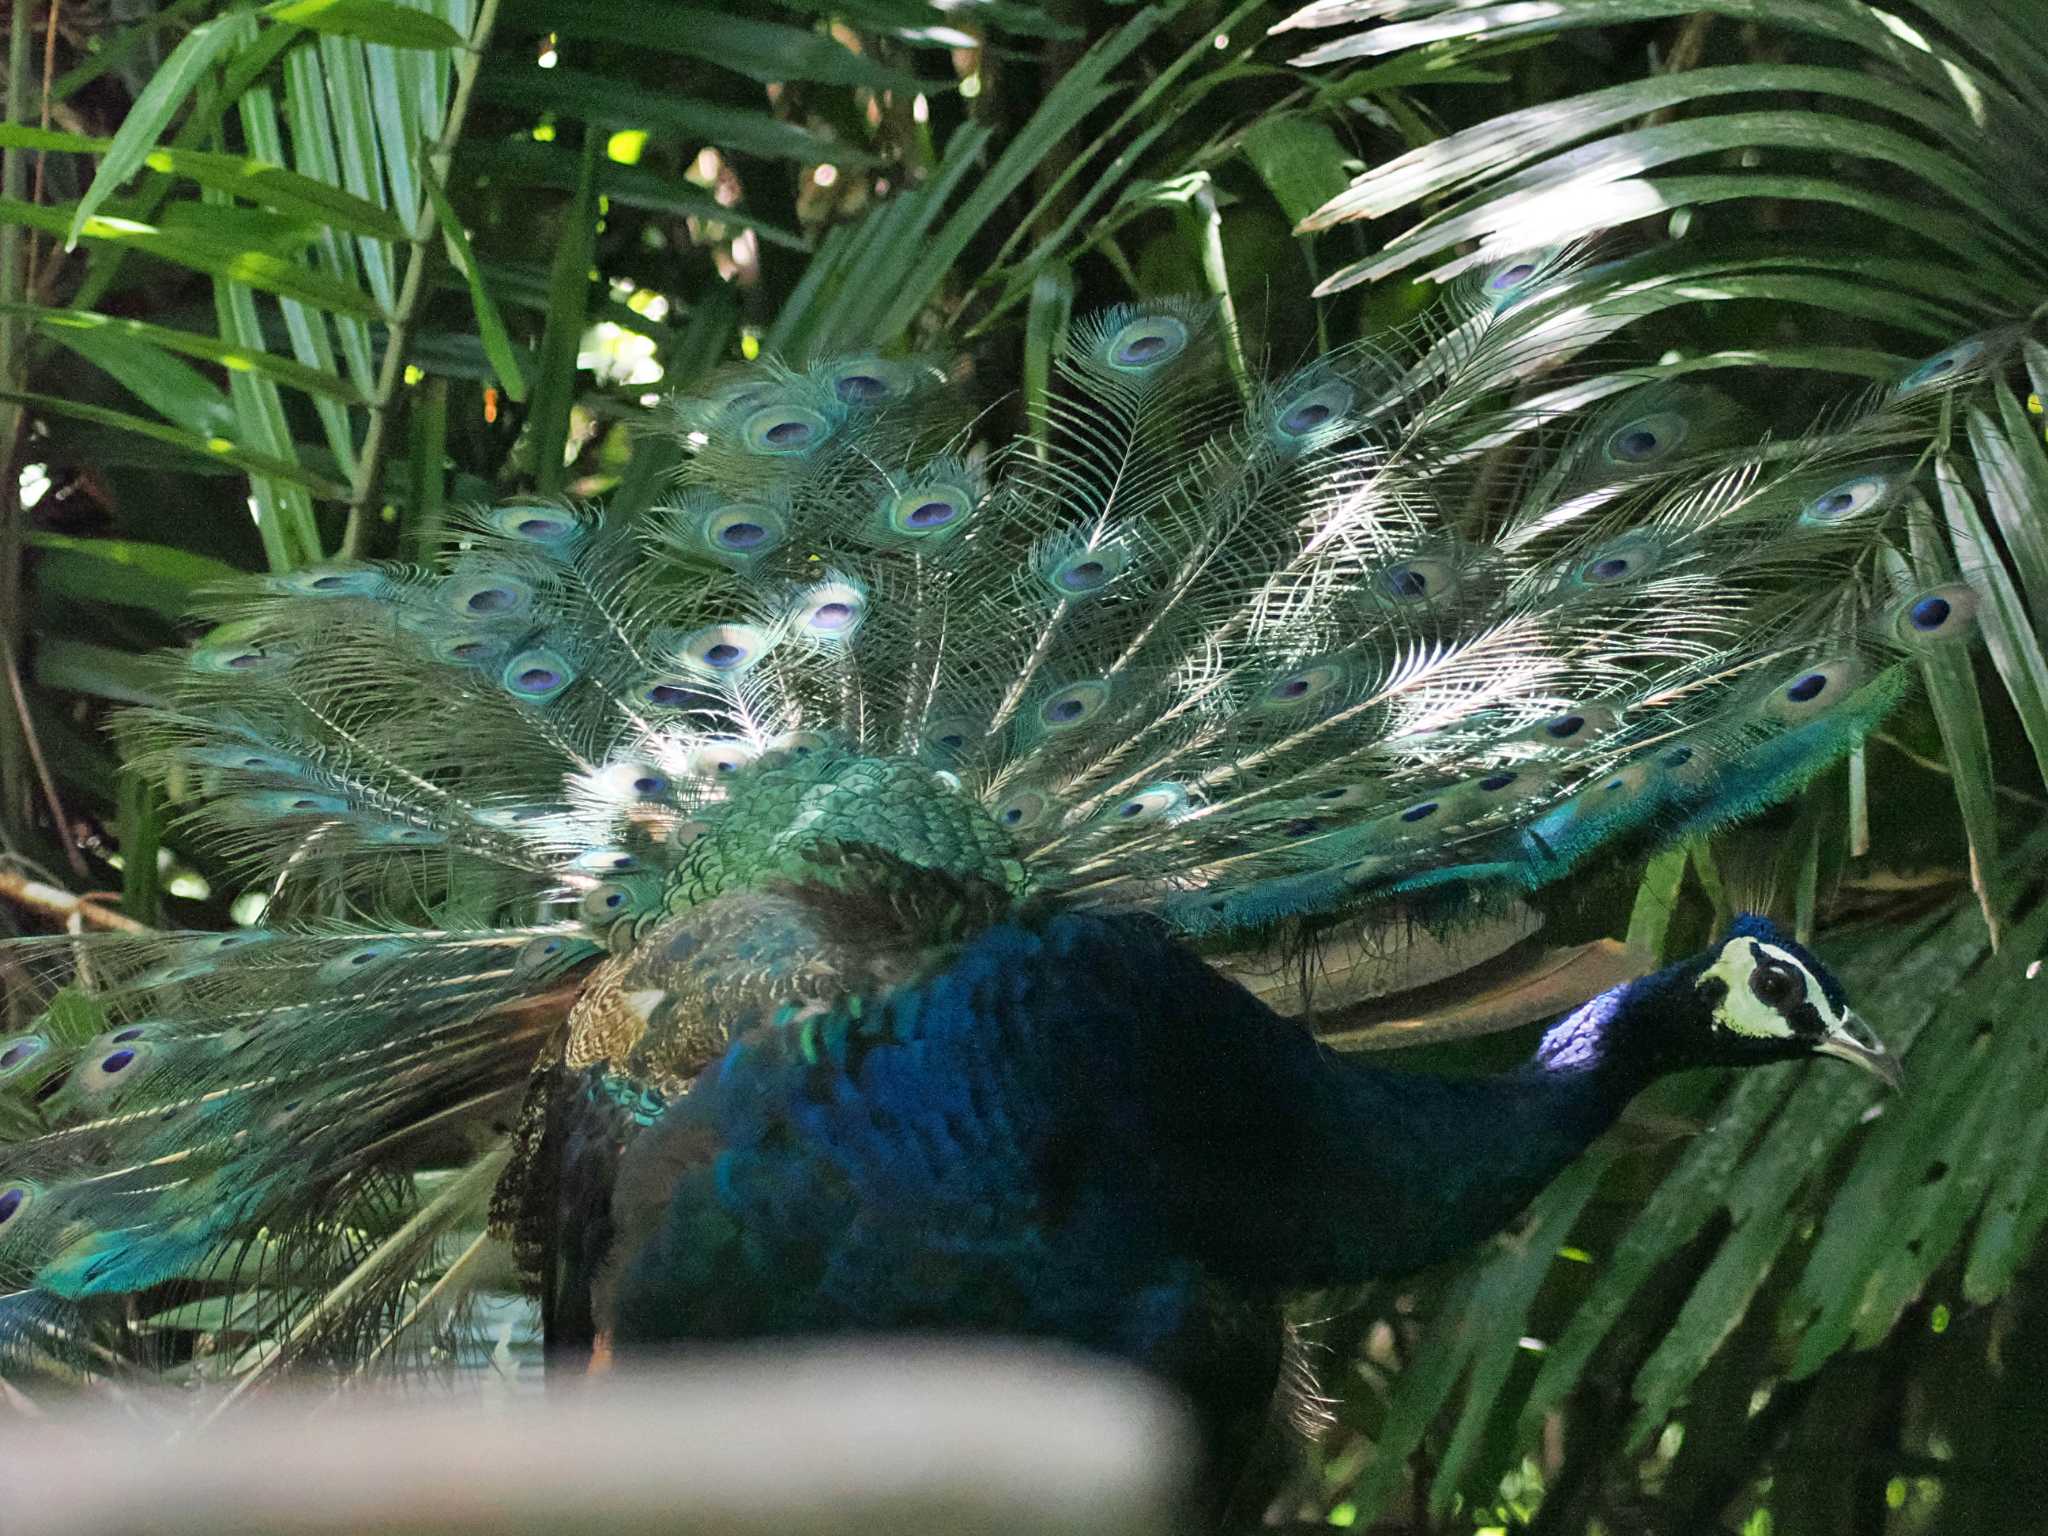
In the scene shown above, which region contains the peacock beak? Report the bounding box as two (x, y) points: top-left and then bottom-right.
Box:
(1813, 1012), (1902, 1091)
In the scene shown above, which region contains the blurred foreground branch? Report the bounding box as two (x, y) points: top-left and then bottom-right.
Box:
(10, 1345), (1193, 1536)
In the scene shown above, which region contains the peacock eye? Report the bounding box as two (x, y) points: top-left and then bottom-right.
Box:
(1750, 965), (1800, 1009)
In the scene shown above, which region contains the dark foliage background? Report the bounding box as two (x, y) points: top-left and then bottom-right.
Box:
(1, 2), (2044, 1531)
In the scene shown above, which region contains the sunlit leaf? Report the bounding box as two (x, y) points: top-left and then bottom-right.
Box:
(0, 125), (410, 240)
(0, 388), (347, 497)
(43, 317), (234, 438)
(263, 0), (467, 49)
(479, 66), (880, 167)
(514, 0), (932, 91)
(26, 534), (245, 619)
(14, 303), (366, 403)
(64, 12), (255, 250)
(5, 198), (388, 318)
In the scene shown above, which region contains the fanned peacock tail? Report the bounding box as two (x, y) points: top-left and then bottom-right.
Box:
(0, 252), (1981, 1386)
(0, 928), (577, 1381)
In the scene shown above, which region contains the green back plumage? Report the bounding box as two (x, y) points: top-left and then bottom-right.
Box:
(0, 252), (1983, 1386)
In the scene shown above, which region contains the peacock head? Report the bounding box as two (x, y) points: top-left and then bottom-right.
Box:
(1686, 915), (1899, 1089)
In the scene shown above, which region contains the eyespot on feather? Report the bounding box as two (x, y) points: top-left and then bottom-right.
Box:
(1764, 659), (1862, 723)
(132, 930), (268, 987)
(817, 356), (928, 405)
(132, 958), (213, 988)
(570, 849), (641, 875)
(1101, 313), (1191, 372)
(1593, 762), (1653, 801)
(1105, 783), (1188, 825)
(1036, 679), (1114, 731)
(70, 1038), (156, 1096)
(501, 648), (577, 702)
(483, 502), (590, 549)
(443, 571), (537, 622)
(183, 745), (311, 777)
(1488, 258), (1540, 293)
(920, 715), (984, 758)
(991, 786), (1054, 832)
(1258, 657), (1351, 711)
(768, 729), (832, 759)
(741, 403), (833, 456)
(1887, 583), (1978, 648)
(690, 499), (788, 564)
(516, 934), (598, 977)
(1445, 767), (1550, 812)
(1270, 378), (1355, 444)
(831, 368), (892, 404)
(1603, 409), (1691, 467)
(1304, 782), (1383, 811)
(0, 1033), (50, 1082)
(1540, 763), (1655, 834)
(1479, 249), (1560, 305)
(188, 643), (291, 675)
(1041, 542), (1130, 599)
(1376, 557), (1461, 606)
(267, 564), (393, 599)
(359, 824), (445, 847)
(316, 941), (410, 986)
(695, 373), (776, 418)
(682, 739), (758, 778)
(636, 676), (720, 713)
(427, 627), (513, 669)
(578, 882), (645, 925)
(477, 804), (561, 829)
(1508, 703), (1620, 751)
(1574, 531), (1665, 588)
(1645, 738), (1717, 790)
(196, 929), (269, 953)
(676, 622), (775, 678)
(0, 1180), (39, 1235)
(1896, 332), (2009, 397)
(580, 761), (671, 802)
(96, 1023), (156, 1047)
(1341, 801), (1455, 853)
(237, 790), (353, 818)
(881, 482), (974, 540)
(1798, 470), (1900, 528)
(789, 582), (865, 642)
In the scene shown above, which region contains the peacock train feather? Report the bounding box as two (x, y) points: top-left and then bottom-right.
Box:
(0, 256), (1974, 1423)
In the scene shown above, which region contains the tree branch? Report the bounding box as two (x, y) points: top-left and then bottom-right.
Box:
(0, 868), (150, 932)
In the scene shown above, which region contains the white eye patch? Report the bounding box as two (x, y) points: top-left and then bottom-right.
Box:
(1700, 938), (1839, 1040)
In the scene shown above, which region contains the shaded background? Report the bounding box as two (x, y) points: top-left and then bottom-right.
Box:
(1, 2), (2045, 1531)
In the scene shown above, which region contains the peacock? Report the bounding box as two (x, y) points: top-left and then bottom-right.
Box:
(0, 258), (1965, 1513)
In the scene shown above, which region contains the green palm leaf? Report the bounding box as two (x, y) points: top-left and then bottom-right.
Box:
(1276, 0), (2048, 332)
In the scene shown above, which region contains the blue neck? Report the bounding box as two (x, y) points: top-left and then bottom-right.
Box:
(1153, 963), (1687, 1289)
(1529, 961), (1705, 1082)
